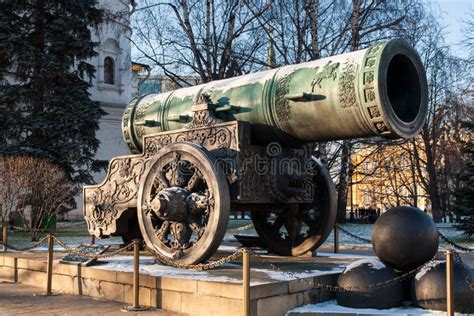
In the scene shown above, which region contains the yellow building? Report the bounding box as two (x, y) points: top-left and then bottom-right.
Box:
(349, 141), (429, 214)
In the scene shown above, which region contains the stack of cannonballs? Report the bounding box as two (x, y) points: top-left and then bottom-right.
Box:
(336, 206), (474, 313)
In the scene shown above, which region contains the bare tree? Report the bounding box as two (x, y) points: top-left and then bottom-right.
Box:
(0, 156), (74, 241)
(0, 156), (30, 234)
(132, 0), (272, 85)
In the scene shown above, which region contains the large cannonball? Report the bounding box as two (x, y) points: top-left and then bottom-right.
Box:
(336, 258), (403, 309)
(411, 260), (474, 313)
(372, 206), (438, 271)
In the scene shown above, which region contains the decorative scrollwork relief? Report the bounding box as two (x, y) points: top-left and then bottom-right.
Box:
(84, 157), (146, 236)
(275, 72), (295, 124)
(338, 59), (357, 108)
(186, 110), (223, 129)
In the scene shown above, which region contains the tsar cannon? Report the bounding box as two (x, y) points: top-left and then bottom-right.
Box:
(83, 39), (428, 264)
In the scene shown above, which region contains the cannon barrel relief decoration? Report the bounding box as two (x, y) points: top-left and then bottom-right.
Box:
(84, 39), (428, 265)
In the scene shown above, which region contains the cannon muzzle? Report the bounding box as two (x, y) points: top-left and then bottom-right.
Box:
(123, 39), (427, 152)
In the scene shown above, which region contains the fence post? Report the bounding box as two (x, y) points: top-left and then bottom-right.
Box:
(446, 250), (454, 316)
(122, 240), (149, 312)
(133, 239), (140, 308)
(242, 248), (250, 316)
(334, 224), (339, 253)
(2, 223), (7, 253)
(46, 235), (54, 295)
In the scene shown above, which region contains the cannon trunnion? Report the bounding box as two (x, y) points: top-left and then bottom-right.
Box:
(83, 39), (428, 264)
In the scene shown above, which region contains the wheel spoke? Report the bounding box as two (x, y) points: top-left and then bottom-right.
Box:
(138, 143), (230, 264)
(155, 220), (170, 242)
(186, 168), (203, 191)
(272, 214), (285, 231)
(157, 170), (170, 188)
(251, 157), (336, 256)
(301, 211), (313, 227)
(284, 214), (302, 246)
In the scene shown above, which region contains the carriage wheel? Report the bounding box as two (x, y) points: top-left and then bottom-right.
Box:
(137, 142), (230, 265)
(251, 157), (336, 256)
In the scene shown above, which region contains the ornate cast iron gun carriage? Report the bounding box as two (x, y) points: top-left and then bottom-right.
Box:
(84, 39), (427, 264)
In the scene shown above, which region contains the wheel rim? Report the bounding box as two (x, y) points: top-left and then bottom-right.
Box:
(251, 157), (336, 256)
(138, 142), (229, 264)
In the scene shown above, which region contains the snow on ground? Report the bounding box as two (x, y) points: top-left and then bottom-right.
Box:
(316, 252), (375, 260)
(218, 244), (240, 253)
(92, 255), (243, 283)
(251, 267), (344, 282)
(287, 300), (470, 315)
(83, 252), (343, 284)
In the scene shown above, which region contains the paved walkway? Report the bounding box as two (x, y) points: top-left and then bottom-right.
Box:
(0, 282), (182, 316)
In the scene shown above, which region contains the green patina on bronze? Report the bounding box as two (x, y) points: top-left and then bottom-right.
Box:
(124, 39), (428, 153)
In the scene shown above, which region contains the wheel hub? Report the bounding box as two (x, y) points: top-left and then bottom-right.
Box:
(150, 187), (191, 223)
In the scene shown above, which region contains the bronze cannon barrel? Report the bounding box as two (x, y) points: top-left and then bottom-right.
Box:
(123, 39), (427, 153)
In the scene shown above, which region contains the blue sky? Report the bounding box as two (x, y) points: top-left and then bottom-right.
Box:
(430, 0), (472, 57)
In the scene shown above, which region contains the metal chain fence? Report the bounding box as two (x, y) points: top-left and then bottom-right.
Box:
(438, 231), (474, 253)
(452, 251), (474, 290)
(227, 223), (254, 234)
(3, 235), (50, 251)
(3, 234), (133, 259)
(248, 249), (425, 293)
(52, 236), (134, 259)
(144, 245), (245, 270)
(1, 229), (472, 294)
(10, 222), (86, 234)
(336, 225), (372, 243)
(336, 225), (473, 256)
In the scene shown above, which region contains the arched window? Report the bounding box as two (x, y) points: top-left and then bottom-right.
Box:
(104, 57), (115, 85)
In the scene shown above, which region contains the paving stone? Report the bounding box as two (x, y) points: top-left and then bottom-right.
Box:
(17, 258), (28, 270)
(156, 277), (197, 293)
(116, 270), (134, 285)
(180, 292), (242, 316)
(256, 292), (304, 316)
(17, 269), (46, 287)
(289, 276), (314, 293)
(52, 273), (75, 294)
(0, 282), (182, 315)
(197, 280), (242, 298)
(155, 289), (182, 312)
(250, 281), (288, 299)
(3, 256), (16, 267)
(82, 267), (117, 283)
(124, 284), (152, 306)
(99, 280), (124, 302)
(53, 262), (79, 276)
(27, 259), (47, 272)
